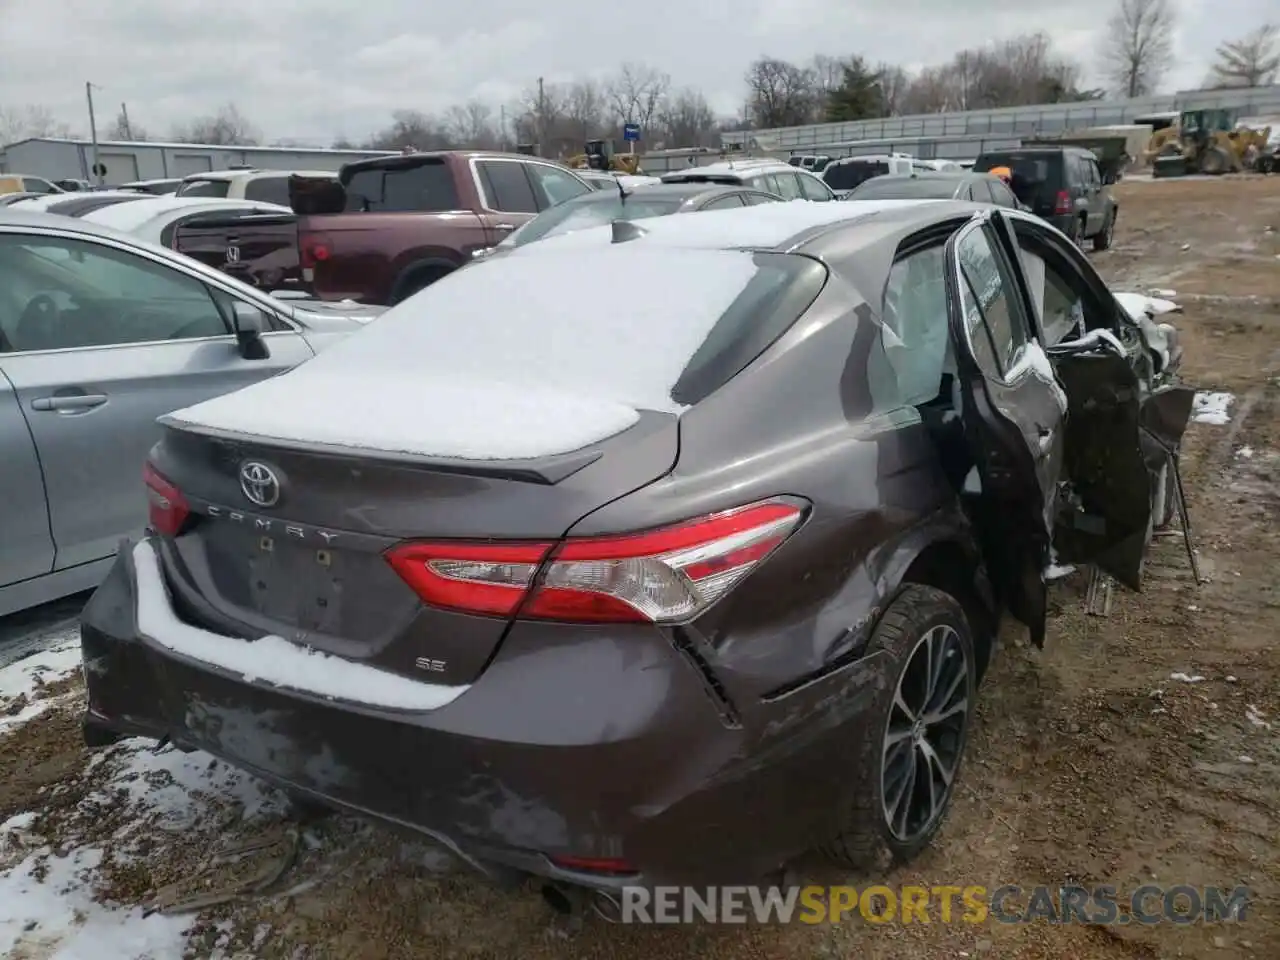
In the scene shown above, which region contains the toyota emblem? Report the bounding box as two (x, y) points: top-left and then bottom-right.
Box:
(239, 461), (281, 508)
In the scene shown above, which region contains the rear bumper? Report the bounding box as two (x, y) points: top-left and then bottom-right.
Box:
(81, 538), (885, 892)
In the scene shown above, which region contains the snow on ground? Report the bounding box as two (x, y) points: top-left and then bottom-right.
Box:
(1192, 391), (1234, 425)
(0, 723), (286, 959)
(0, 637), (83, 733)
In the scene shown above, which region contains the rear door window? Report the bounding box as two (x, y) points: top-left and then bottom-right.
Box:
(243, 175), (291, 205)
(343, 161), (461, 212)
(178, 179), (231, 198)
(773, 172), (803, 200)
(798, 173), (832, 200)
(477, 160), (538, 213)
(525, 164), (590, 208)
(700, 195), (747, 210)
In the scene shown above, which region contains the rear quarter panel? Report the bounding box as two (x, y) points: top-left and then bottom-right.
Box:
(567, 273), (967, 703)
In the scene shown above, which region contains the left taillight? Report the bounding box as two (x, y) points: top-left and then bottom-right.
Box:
(384, 499), (806, 624)
(143, 461), (190, 537)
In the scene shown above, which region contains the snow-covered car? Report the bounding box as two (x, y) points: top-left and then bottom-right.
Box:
(77, 196), (293, 247)
(0, 209), (383, 618)
(81, 198), (1193, 909)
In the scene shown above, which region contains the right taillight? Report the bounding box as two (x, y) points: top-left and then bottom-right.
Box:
(143, 461), (190, 537)
(384, 499), (806, 624)
(1054, 189), (1072, 215)
(299, 237), (330, 269)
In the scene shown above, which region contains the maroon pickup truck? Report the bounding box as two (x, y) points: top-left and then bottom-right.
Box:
(173, 210), (307, 294)
(289, 151), (595, 305)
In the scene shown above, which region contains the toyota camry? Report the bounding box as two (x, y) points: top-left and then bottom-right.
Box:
(79, 198), (1194, 912)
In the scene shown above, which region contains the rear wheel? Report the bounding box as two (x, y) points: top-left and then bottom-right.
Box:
(1092, 210), (1116, 251)
(391, 265), (453, 305)
(821, 584), (976, 870)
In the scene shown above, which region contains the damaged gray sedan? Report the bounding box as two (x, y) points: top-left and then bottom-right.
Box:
(78, 199), (1194, 913)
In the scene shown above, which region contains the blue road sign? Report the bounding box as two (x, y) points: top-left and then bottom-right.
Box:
(623, 123), (641, 142)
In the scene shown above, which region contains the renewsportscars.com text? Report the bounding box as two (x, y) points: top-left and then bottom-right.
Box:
(618, 884), (1252, 925)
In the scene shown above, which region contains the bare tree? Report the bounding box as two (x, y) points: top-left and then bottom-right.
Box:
(606, 62), (670, 139)
(562, 79), (606, 140)
(744, 57), (817, 128)
(876, 64), (912, 116)
(445, 101), (498, 149)
(363, 110), (453, 151)
(106, 105), (148, 141)
(655, 88), (719, 148)
(173, 103), (261, 145)
(1210, 24), (1280, 87)
(1101, 0), (1175, 97)
(0, 104), (76, 144)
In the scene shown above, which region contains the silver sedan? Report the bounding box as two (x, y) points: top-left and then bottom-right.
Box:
(0, 209), (381, 617)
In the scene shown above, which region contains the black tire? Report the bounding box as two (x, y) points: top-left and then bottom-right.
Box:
(821, 584), (977, 871)
(391, 265), (452, 305)
(1092, 210), (1116, 251)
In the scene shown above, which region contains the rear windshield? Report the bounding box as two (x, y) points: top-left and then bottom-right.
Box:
(342, 160), (460, 212)
(508, 196), (684, 247)
(327, 248), (827, 411)
(822, 160), (888, 192)
(974, 153), (1061, 194)
(850, 177), (960, 200)
(176, 179), (231, 198)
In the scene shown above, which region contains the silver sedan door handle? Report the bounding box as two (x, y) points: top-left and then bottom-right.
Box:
(31, 394), (108, 412)
(494, 223), (517, 231)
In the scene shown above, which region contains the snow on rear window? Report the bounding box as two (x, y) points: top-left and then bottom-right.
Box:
(164, 246), (760, 460)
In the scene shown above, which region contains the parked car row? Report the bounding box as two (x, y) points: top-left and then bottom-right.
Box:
(68, 196), (1193, 913)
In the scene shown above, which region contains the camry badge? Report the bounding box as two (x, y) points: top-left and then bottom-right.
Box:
(239, 461), (281, 508)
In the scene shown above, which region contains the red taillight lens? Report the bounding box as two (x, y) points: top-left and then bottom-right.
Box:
(299, 238), (330, 269)
(385, 500), (805, 624)
(385, 541), (553, 618)
(143, 461), (190, 537)
(1054, 189), (1072, 215)
(548, 854), (637, 875)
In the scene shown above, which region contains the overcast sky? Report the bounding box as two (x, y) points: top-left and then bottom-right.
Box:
(1, 0), (1272, 145)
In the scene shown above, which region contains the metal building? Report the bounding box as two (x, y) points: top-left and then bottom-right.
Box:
(0, 137), (396, 186)
(721, 83), (1280, 153)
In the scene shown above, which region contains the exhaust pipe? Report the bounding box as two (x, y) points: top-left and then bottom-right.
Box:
(541, 883), (575, 916)
(590, 889), (624, 923)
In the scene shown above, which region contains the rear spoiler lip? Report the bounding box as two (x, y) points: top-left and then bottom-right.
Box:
(155, 415), (611, 485)
(174, 213), (298, 230)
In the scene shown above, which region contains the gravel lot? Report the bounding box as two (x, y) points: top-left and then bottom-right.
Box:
(2, 175), (1278, 959)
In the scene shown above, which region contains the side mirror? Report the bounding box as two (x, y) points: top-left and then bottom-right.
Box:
(231, 301), (270, 360)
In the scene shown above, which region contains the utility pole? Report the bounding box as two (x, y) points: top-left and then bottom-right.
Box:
(537, 76), (545, 157)
(499, 104), (507, 151)
(85, 82), (101, 185)
(120, 102), (132, 140)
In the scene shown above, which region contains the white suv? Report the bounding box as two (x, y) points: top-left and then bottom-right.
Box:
(659, 160), (835, 201)
(175, 169), (336, 205)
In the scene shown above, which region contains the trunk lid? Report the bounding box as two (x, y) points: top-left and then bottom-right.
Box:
(149, 411), (678, 688)
(172, 212), (304, 293)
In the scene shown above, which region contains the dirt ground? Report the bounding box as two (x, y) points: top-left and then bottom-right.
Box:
(2, 175), (1279, 960)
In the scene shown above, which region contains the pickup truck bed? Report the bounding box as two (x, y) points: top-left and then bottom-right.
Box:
(289, 151), (594, 305)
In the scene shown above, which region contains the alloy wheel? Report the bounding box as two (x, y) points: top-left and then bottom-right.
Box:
(880, 624), (970, 842)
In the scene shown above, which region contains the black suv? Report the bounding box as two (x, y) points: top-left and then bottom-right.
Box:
(974, 146), (1118, 251)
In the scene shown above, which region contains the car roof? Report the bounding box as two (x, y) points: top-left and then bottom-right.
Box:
(180, 169), (334, 182)
(581, 182), (769, 201)
(517, 198), (976, 256)
(80, 195), (291, 230)
(661, 159), (798, 179)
